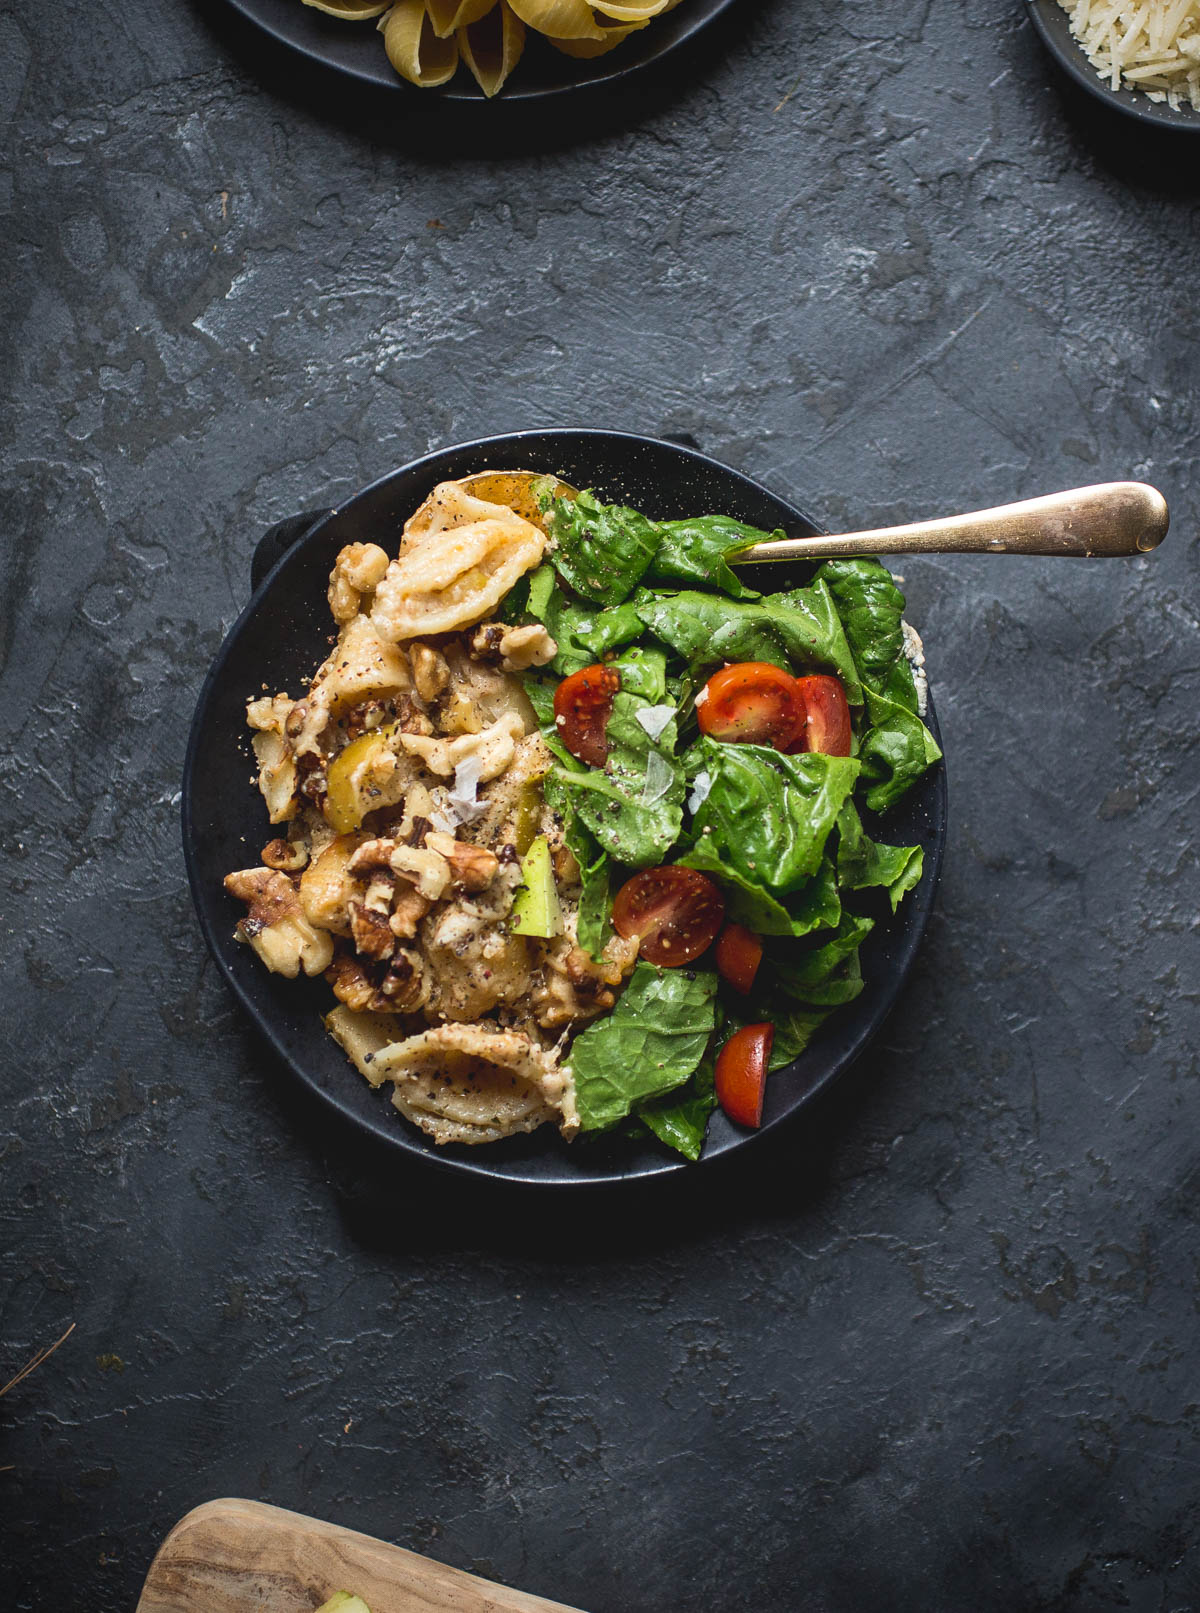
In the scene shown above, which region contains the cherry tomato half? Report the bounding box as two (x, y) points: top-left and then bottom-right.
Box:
(696, 662), (806, 750)
(611, 866), (726, 967)
(715, 1023), (775, 1129)
(715, 922), (763, 995)
(554, 664), (620, 768)
(793, 674), (852, 757)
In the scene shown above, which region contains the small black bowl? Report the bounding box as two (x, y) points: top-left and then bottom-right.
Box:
(182, 429), (947, 1188)
(221, 0), (739, 102)
(1027, 0), (1200, 131)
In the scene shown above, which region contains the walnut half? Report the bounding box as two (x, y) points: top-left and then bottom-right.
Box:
(224, 867), (333, 978)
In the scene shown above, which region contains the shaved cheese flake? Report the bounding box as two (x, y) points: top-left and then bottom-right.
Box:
(687, 769), (712, 814)
(641, 749), (674, 806)
(634, 704), (676, 741)
(447, 755), (487, 823)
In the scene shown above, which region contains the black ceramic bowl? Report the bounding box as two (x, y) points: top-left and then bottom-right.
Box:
(1027, 0), (1200, 131)
(221, 0), (739, 102)
(183, 429), (947, 1187)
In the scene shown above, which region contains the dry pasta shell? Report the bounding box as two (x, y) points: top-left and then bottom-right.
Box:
(426, 0), (498, 40)
(505, 0), (607, 41)
(303, 0), (390, 15)
(378, 0), (460, 85)
(458, 0), (526, 95)
(586, 0), (672, 18)
(550, 15), (648, 55)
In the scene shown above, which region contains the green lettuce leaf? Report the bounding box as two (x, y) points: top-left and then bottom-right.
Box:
(635, 580), (861, 703)
(679, 842), (841, 937)
(815, 557), (917, 710)
(771, 913), (874, 999)
(687, 737), (860, 894)
(644, 515), (768, 600)
(639, 1044), (718, 1161)
(814, 557), (941, 807)
(858, 689), (942, 812)
(570, 964), (718, 1131)
(548, 647), (683, 868)
(545, 490), (660, 608)
(835, 799), (924, 911)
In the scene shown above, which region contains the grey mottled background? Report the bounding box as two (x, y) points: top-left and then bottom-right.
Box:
(2, 1), (1199, 1608)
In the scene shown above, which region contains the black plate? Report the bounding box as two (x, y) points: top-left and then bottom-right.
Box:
(221, 0), (740, 101)
(1027, 0), (1200, 131)
(183, 429), (947, 1187)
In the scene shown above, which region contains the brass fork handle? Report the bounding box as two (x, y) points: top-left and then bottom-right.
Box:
(732, 481), (1169, 564)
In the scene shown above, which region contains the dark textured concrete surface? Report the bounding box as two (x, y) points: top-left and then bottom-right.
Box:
(3, 2), (1199, 1608)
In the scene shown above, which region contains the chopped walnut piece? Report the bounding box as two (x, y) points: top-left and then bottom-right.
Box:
(378, 947), (430, 1013)
(410, 642), (451, 702)
(389, 843), (452, 902)
(328, 542), (390, 624)
(389, 884), (431, 941)
(424, 832), (499, 892)
(499, 623), (557, 672)
(224, 867), (333, 978)
(261, 837), (308, 873)
(349, 899), (395, 963)
(469, 622), (506, 661)
(326, 952), (387, 1014)
(246, 695), (300, 824)
(348, 838), (398, 876)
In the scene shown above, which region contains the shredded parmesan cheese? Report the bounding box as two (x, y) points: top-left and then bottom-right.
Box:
(1056, 0), (1200, 109)
(641, 749), (675, 806)
(635, 705), (676, 741)
(687, 769), (713, 814)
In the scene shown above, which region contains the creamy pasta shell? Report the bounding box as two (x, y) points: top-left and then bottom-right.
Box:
(371, 1023), (578, 1145)
(372, 482), (547, 640)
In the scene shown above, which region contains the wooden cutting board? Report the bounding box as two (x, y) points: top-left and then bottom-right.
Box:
(137, 1498), (587, 1613)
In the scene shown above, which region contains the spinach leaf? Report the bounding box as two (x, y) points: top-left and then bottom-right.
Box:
(523, 672), (558, 729)
(549, 656), (683, 868)
(570, 964), (718, 1131)
(835, 799), (924, 911)
(815, 558), (918, 711)
(687, 737), (859, 894)
(639, 1044), (718, 1161)
(680, 841), (841, 937)
(523, 567), (645, 675)
(770, 912), (874, 998)
(858, 689), (942, 813)
(635, 581), (861, 703)
(725, 914), (876, 1072)
(813, 558), (941, 808)
(719, 996), (834, 1072)
(576, 602), (644, 659)
(645, 515), (768, 601)
(766, 1006), (836, 1070)
(545, 490), (660, 608)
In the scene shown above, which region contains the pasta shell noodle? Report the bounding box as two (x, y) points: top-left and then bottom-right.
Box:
(372, 481), (548, 640)
(425, 0), (497, 40)
(302, 0), (390, 16)
(458, 0), (527, 95)
(378, 0), (460, 85)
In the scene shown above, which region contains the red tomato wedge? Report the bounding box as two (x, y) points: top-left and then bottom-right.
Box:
(715, 1023), (775, 1129)
(792, 674), (852, 757)
(715, 922), (763, 995)
(553, 664), (620, 768)
(696, 662), (806, 750)
(611, 866), (725, 967)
